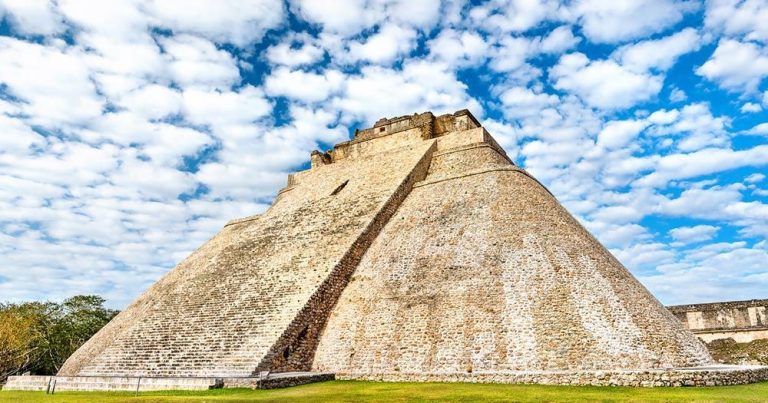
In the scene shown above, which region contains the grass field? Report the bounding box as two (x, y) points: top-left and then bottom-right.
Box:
(2, 380), (768, 402)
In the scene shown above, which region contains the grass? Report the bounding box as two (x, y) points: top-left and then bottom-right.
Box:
(2, 380), (768, 402)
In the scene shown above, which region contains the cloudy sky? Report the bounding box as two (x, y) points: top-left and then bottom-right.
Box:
(0, 0), (766, 309)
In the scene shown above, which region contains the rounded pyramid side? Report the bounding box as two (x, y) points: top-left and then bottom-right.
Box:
(312, 145), (712, 374)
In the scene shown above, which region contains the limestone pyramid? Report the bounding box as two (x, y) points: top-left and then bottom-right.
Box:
(59, 110), (714, 382)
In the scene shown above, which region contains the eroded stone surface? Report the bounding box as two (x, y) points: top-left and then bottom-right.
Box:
(669, 299), (768, 343)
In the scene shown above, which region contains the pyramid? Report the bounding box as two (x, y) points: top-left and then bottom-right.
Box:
(57, 109), (749, 386)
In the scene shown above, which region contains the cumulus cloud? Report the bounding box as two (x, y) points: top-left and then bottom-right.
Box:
(0, 0), (65, 35)
(612, 28), (702, 72)
(704, 0), (768, 44)
(745, 173), (765, 183)
(669, 225), (719, 245)
(347, 25), (417, 64)
(636, 146), (768, 187)
(0, 0), (767, 309)
(745, 122), (768, 136)
(469, 0), (560, 34)
(265, 33), (325, 67)
(499, 87), (559, 120)
(597, 119), (649, 149)
(159, 35), (242, 90)
(550, 52), (663, 109)
(427, 29), (489, 67)
(697, 39), (768, 93)
(264, 68), (344, 102)
(331, 60), (482, 125)
(740, 102), (762, 113)
(290, 0), (440, 37)
(574, 0), (695, 44)
(539, 25), (581, 54)
(142, 0), (285, 47)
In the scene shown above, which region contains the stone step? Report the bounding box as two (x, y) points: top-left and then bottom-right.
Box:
(3, 375), (220, 392)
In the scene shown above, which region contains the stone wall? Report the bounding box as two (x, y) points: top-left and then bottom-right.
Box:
(338, 366), (768, 387)
(668, 300), (768, 343)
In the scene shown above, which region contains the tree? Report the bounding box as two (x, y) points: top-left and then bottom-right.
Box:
(0, 304), (41, 382)
(0, 295), (117, 382)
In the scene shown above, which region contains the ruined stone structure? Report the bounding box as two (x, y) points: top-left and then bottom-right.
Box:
(669, 299), (768, 343)
(7, 110), (767, 390)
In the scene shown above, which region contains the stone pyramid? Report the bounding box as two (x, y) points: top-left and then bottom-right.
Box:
(59, 110), (717, 383)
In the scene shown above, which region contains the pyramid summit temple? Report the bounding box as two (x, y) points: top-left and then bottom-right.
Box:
(6, 110), (768, 391)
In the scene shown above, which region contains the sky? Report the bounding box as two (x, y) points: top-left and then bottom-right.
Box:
(0, 0), (767, 309)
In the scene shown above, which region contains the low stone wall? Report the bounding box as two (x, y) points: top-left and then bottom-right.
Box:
(2, 375), (220, 391)
(3, 372), (335, 392)
(338, 366), (768, 387)
(668, 299), (768, 343)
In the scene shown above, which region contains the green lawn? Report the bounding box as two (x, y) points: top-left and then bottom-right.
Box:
(2, 380), (768, 402)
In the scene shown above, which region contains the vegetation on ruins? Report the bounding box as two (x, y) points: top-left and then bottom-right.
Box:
(708, 339), (768, 366)
(0, 295), (117, 383)
(2, 380), (768, 402)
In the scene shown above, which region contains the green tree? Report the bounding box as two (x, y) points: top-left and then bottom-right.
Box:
(0, 303), (41, 382)
(0, 295), (117, 381)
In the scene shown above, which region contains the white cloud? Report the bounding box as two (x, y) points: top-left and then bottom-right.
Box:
(183, 86), (272, 128)
(745, 122), (768, 136)
(57, 0), (149, 40)
(597, 119), (649, 149)
(264, 67), (344, 102)
(636, 145), (768, 187)
(648, 109), (680, 125)
(0, 114), (46, 154)
(0, 0), (766, 310)
(612, 28), (702, 72)
(265, 34), (325, 67)
(740, 102), (762, 113)
(347, 25), (417, 64)
(291, 0), (374, 35)
(0, 37), (104, 128)
(387, 0), (441, 28)
(589, 222), (651, 248)
(574, 0), (695, 43)
(290, 0), (440, 37)
(549, 52), (663, 109)
(427, 29), (489, 67)
(489, 36), (536, 72)
(667, 103), (730, 151)
(654, 182), (768, 237)
(143, 0), (285, 47)
(669, 87), (687, 102)
(331, 60), (482, 125)
(159, 35), (241, 90)
(614, 242), (676, 268)
(0, 0), (65, 35)
(745, 173), (765, 183)
(539, 25), (581, 54)
(469, 0), (559, 34)
(705, 0), (768, 43)
(697, 39), (768, 93)
(642, 242), (768, 304)
(116, 84), (182, 120)
(669, 225), (719, 244)
(498, 87), (559, 120)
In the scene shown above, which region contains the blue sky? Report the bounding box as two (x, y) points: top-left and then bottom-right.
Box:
(0, 0), (766, 309)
